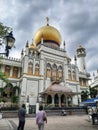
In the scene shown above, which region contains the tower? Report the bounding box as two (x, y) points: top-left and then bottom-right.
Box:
(76, 45), (86, 73)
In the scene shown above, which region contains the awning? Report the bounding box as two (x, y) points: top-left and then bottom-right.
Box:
(80, 97), (98, 106)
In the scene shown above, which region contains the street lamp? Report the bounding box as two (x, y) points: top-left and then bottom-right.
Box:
(0, 31), (15, 57)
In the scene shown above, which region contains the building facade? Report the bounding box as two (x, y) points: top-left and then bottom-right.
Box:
(0, 19), (90, 107)
(90, 71), (98, 96)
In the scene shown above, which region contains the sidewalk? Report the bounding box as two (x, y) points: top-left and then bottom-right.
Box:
(0, 118), (13, 130)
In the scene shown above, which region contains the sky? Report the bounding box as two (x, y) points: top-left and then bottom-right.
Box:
(0, 0), (98, 77)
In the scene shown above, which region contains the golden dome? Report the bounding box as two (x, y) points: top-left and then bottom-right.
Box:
(34, 24), (62, 46)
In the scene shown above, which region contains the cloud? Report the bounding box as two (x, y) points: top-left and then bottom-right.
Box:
(0, 0), (98, 74)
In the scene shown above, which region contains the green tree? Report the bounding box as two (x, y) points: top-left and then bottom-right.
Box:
(0, 22), (11, 83)
(11, 96), (19, 103)
(0, 70), (9, 83)
(0, 22), (11, 39)
(81, 90), (89, 101)
(89, 86), (97, 98)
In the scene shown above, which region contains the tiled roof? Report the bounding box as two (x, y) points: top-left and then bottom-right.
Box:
(45, 84), (72, 93)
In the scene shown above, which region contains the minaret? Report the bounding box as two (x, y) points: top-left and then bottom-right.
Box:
(76, 45), (86, 73)
(25, 41), (29, 55)
(21, 49), (24, 59)
(63, 41), (66, 51)
(74, 55), (77, 66)
(46, 17), (49, 26)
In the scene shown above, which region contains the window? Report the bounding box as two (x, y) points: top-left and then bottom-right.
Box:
(28, 62), (33, 74)
(35, 63), (39, 76)
(13, 67), (18, 78)
(52, 64), (57, 80)
(58, 66), (63, 79)
(5, 65), (10, 77)
(79, 78), (82, 86)
(68, 70), (71, 80)
(72, 71), (76, 81)
(46, 63), (51, 78)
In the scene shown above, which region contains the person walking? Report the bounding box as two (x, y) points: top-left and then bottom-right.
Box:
(17, 104), (26, 130)
(88, 107), (93, 121)
(36, 105), (47, 130)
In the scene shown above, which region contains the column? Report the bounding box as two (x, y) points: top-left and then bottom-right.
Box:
(2, 65), (5, 73)
(71, 97), (73, 107)
(45, 95), (48, 106)
(58, 95), (61, 107)
(18, 68), (21, 78)
(65, 96), (68, 107)
(33, 58), (35, 74)
(51, 95), (54, 107)
(40, 58), (44, 76)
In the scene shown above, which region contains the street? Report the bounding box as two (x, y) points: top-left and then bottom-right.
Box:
(6, 115), (98, 130)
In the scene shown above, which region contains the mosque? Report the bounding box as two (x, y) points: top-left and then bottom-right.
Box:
(0, 18), (90, 108)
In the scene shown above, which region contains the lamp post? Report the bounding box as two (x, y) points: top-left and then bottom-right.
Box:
(0, 31), (15, 57)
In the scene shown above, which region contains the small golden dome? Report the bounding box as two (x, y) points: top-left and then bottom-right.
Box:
(33, 24), (62, 46)
(29, 43), (36, 50)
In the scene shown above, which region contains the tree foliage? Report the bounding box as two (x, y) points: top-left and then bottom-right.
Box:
(81, 90), (89, 101)
(0, 22), (11, 83)
(0, 70), (9, 83)
(0, 22), (11, 39)
(89, 86), (97, 98)
(81, 86), (98, 102)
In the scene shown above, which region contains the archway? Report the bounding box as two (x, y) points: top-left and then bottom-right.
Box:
(61, 94), (65, 107)
(3, 83), (13, 97)
(47, 95), (52, 105)
(54, 94), (59, 107)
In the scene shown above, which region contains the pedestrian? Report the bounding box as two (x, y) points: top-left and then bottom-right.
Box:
(61, 109), (67, 116)
(17, 104), (26, 130)
(88, 107), (93, 121)
(36, 105), (47, 130)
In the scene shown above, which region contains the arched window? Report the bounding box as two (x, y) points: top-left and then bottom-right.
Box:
(52, 64), (57, 80)
(13, 67), (18, 78)
(5, 65), (10, 77)
(47, 95), (52, 104)
(46, 63), (51, 78)
(79, 78), (82, 86)
(61, 94), (65, 107)
(72, 71), (76, 81)
(54, 94), (59, 107)
(58, 66), (63, 79)
(28, 62), (33, 74)
(35, 63), (39, 76)
(3, 83), (13, 97)
(83, 79), (86, 86)
(68, 70), (72, 80)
